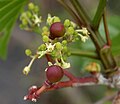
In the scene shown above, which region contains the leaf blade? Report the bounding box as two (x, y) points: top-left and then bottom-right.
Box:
(0, 0), (28, 60)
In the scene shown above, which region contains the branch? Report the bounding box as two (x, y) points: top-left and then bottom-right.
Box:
(92, 0), (106, 30)
(58, 0), (103, 50)
(57, 0), (83, 26)
(23, 68), (120, 102)
(46, 76), (98, 92)
(69, 48), (99, 59)
(103, 9), (111, 46)
(45, 54), (54, 63)
(69, 0), (91, 26)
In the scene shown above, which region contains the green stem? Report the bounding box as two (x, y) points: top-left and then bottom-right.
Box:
(92, 0), (106, 30)
(57, 0), (83, 26)
(94, 30), (105, 47)
(68, 0), (103, 50)
(87, 27), (102, 50)
(99, 46), (117, 76)
(58, 0), (118, 76)
(69, 0), (91, 26)
(69, 48), (99, 59)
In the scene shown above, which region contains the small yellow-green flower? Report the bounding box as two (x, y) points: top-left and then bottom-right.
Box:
(82, 27), (90, 37)
(33, 14), (42, 26)
(78, 33), (89, 42)
(46, 14), (53, 25)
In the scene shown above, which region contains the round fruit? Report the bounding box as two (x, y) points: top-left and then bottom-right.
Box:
(49, 22), (65, 39)
(46, 65), (64, 83)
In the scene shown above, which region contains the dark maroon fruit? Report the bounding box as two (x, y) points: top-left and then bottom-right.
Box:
(50, 22), (65, 39)
(46, 65), (64, 83)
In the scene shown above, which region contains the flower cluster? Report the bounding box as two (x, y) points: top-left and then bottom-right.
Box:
(20, 3), (42, 31)
(20, 2), (90, 102)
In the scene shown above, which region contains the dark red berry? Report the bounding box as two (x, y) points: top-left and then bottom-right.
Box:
(50, 22), (65, 39)
(46, 65), (64, 83)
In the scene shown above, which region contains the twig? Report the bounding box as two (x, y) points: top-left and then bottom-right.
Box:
(103, 9), (111, 46)
(24, 69), (120, 102)
(63, 70), (76, 80)
(45, 54), (54, 64)
(69, 0), (91, 26)
(70, 48), (99, 59)
(45, 76), (98, 92)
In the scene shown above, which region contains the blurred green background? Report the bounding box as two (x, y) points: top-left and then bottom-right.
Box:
(0, 0), (120, 104)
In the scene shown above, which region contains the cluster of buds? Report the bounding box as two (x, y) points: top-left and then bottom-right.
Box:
(20, 2), (91, 102)
(22, 9), (90, 75)
(20, 3), (42, 31)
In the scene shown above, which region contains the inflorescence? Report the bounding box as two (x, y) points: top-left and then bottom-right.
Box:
(20, 2), (91, 102)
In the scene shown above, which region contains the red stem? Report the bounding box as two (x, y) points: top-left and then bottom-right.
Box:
(45, 76), (98, 92)
(45, 54), (54, 64)
(103, 9), (111, 46)
(63, 70), (76, 80)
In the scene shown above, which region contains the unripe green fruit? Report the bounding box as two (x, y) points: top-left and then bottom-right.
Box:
(46, 65), (64, 83)
(49, 22), (65, 39)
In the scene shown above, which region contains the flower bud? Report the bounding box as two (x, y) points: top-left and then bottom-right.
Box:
(28, 3), (35, 10)
(53, 16), (61, 23)
(64, 19), (70, 27)
(67, 26), (74, 35)
(55, 42), (62, 50)
(26, 11), (32, 18)
(38, 44), (46, 51)
(25, 49), (32, 56)
(62, 40), (67, 45)
(42, 26), (49, 32)
(22, 18), (28, 25)
(42, 35), (49, 42)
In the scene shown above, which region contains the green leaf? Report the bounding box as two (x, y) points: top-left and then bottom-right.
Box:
(108, 15), (120, 55)
(0, 17), (15, 59)
(108, 15), (120, 30)
(111, 32), (120, 55)
(0, 0), (28, 60)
